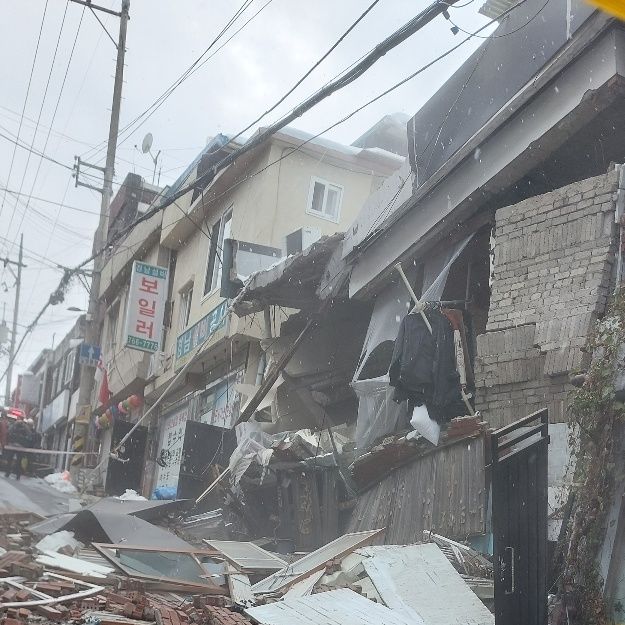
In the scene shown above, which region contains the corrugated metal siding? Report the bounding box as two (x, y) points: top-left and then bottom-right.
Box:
(348, 436), (486, 541)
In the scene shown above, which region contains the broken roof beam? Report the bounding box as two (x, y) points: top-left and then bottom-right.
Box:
(232, 234), (343, 317)
(235, 318), (315, 425)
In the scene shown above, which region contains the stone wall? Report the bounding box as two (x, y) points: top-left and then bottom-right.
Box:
(475, 170), (619, 428)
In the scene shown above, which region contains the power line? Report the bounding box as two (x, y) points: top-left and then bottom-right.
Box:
(81, 0), (259, 162)
(0, 0), (50, 223)
(0, 105), (177, 178)
(142, 0), (468, 218)
(0, 105), (93, 148)
(113, 0), (277, 155)
(2, 190), (94, 244)
(87, 0), (533, 267)
(446, 0), (550, 38)
(3, 1), (71, 245)
(223, 0), (384, 152)
(12, 6), (87, 257)
(0, 233), (83, 270)
(0, 127), (74, 172)
(0, 186), (99, 216)
(2, 0), (534, 387)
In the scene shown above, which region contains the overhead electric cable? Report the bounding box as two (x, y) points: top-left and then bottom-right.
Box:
(138, 0), (468, 215)
(222, 0), (383, 151)
(0, 128), (74, 171)
(0, 0), (50, 223)
(11, 6), (87, 254)
(3, 1), (71, 244)
(112, 0), (278, 153)
(1, 0), (535, 385)
(80, 0), (259, 161)
(0, 186), (99, 215)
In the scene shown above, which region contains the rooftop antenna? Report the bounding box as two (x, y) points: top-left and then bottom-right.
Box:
(141, 132), (161, 185)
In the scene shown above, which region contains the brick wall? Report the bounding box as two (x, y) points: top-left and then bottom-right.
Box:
(475, 170), (619, 428)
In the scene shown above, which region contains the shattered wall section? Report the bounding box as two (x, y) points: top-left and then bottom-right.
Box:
(475, 170), (618, 428)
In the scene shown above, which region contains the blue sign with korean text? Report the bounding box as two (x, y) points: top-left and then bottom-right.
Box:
(175, 300), (228, 369)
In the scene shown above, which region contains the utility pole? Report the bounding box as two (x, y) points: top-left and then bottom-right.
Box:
(73, 0), (130, 468)
(3, 235), (24, 406)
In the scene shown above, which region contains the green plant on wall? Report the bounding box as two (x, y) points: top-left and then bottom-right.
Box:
(557, 293), (625, 625)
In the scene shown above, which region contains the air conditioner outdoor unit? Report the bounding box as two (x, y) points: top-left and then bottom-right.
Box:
(286, 227), (321, 256)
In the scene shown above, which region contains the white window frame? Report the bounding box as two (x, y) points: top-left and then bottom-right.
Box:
(178, 281), (194, 332)
(203, 208), (233, 298)
(64, 349), (76, 385)
(306, 177), (343, 223)
(107, 300), (120, 353)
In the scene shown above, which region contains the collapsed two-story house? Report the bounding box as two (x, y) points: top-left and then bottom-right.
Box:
(226, 1), (625, 620)
(86, 126), (403, 497)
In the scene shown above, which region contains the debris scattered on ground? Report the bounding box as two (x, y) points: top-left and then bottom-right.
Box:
(43, 473), (77, 495)
(0, 491), (495, 625)
(35, 532), (82, 556)
(115, 491), (147, 502)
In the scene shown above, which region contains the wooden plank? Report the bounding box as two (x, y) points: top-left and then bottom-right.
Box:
(236, 319), (315, 425)
(283, 570), (324, 598)
(228, 573), (255, 607)
(251, 529), (385, 595)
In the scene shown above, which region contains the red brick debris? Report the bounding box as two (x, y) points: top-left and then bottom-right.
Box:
(0, 584), (253, 625)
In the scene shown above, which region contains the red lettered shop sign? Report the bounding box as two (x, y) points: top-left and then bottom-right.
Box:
(124, 261), (168, 353)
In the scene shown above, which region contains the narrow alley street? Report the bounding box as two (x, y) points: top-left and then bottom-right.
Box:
(2, 1), (625, 624)
(0, 475), (76, 517)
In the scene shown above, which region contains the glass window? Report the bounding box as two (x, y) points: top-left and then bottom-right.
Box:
(178, 284), (194, 331)
(204, 209), (233, 296)
(311, 181), (325, 213)
(108, 302), (120, 352)
(64, 349), (76, 385)
(307, 177), (343, 222)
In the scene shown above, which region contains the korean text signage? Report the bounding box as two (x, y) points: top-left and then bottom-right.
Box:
(175, 300), (228, 370)
(154, 403), (190, 492)
(125, 261), (168, 353)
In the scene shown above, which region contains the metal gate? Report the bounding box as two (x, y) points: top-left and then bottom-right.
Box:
(491, 408), (549, 625)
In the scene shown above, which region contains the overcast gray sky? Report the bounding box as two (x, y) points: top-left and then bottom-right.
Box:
(0, 0), (491, 393)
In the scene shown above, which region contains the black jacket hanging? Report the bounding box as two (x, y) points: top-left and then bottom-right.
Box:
(388, 309), (465, 423)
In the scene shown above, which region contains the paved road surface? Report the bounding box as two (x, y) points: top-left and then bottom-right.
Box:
(0, 475), (77, 517)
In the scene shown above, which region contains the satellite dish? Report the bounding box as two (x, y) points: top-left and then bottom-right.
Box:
(141, 132), (154, 154)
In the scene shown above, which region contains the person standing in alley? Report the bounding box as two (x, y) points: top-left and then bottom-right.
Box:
(4, 416), (33, 480)
(22, 419), (37, 476)
(0, 410), (8, 455)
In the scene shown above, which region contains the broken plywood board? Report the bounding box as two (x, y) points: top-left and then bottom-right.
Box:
(283, 570), (325, 598)
(204, 539), (287, 572)
(246, 588), (419, 625)
(229, 572), (255, 607)
(359, 543), (494, 625)
(251, 529), (384, 595)
(35, 550), (114, 578)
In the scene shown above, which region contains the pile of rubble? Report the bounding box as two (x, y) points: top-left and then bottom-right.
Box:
(0, 490), (495, 625)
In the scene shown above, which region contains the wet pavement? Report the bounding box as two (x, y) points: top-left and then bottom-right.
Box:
(0, 474), (77, 517)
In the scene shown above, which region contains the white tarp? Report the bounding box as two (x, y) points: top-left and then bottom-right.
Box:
(352, 376), (408, 453)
